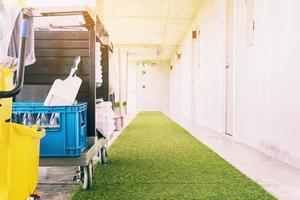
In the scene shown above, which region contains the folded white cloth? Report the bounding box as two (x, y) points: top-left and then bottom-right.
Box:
(0, 56), (18, 70)
(0, 3), (20, 58)
(0, 3), (35, 67)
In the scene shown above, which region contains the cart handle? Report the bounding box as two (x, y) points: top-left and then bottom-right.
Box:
(0, 17), (30, 98)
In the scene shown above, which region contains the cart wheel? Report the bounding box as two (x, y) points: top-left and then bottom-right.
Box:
(100, 147), (108, 164)
(81, 160), (93, 190)
(27, 194), (40, 200)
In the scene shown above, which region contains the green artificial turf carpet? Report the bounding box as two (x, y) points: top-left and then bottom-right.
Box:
(72, 112), (276, 200)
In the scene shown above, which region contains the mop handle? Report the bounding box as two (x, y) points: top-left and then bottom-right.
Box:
(21, 18), (30, 38)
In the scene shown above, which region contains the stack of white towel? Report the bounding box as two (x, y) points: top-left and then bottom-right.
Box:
(95, 42), (103, 87)
(96, 101), (115, 139)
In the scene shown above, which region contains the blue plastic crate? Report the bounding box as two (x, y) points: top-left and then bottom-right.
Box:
(12, 102), (87, 157)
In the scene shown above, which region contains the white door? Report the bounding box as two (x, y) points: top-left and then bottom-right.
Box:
(225, 0), (234, 135)
(136, 64), (169, 112)
(136, 67), (151, 111)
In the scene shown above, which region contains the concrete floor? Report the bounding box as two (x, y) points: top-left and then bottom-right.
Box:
(37, 112), (300, 200)
(168, 114), (300, 200)
(37, 167), (78, 200)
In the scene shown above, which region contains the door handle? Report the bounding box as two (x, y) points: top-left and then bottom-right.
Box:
(225, 65), (230, 69)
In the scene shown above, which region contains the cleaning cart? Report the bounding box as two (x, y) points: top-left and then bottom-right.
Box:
(13, 6), (112, 190)
(0, 17), (45, 200)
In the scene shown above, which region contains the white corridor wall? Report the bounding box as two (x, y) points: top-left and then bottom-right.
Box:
(127, 62), (137, 114)
(170, 0), (300, 168)
(234, 0), (300, 168)
(171, 0), (226, 133)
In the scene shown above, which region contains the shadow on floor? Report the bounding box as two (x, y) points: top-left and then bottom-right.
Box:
(37, 167), (78, 200)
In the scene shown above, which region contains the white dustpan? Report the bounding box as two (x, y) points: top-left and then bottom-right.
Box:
(44, 56), (82, 106)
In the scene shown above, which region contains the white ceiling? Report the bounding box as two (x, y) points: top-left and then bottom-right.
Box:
(103, 0), (203, 62)
(24, 0), (202, 62)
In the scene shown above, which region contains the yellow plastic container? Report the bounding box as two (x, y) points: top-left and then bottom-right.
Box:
(0, 67), (45, 199)
(0, 123), (45, 200)
(0, 68), (13, 121)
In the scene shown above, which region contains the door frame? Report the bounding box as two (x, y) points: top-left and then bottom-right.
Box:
(222, 0), (236, 136)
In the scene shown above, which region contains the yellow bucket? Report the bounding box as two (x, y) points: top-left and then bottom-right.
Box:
(0, 123), (45, 200)
(0, 68), (13, 121)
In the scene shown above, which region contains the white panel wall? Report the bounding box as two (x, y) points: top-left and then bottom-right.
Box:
(234, 0), (300, 168)
(170, 0), (300, 168)
(127, 62), (137, 114)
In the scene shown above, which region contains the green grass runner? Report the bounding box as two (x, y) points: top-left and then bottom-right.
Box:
(72, 112), (276, 200)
